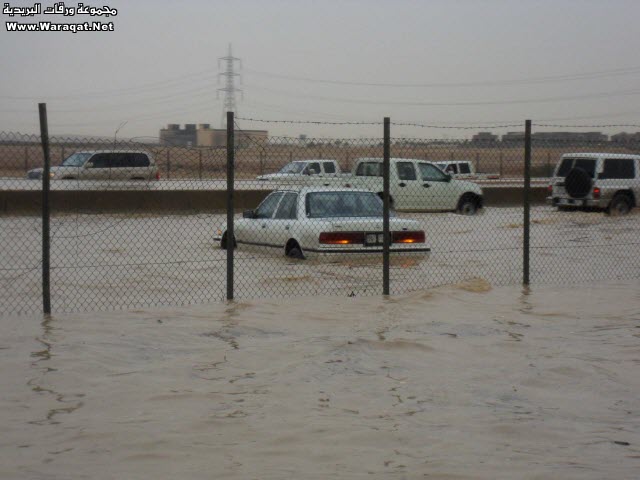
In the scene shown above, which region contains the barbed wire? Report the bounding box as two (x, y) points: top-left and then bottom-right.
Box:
(532, 123), (640, 128)
(235, 116), (524, 129)
(236, 116), (640, 131)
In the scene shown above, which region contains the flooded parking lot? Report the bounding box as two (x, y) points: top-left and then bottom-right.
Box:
(1, 279), (639, 479)
(2, 207), (640, 315)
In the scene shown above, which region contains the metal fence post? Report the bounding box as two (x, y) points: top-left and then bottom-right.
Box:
(523, 119), (532, 286)
(38, 103), (51, 315)
(226, 112), (235, 300)
(166, 150), (171, 179)
(476, 152), (481, 173)
(24, 145), (29, 173)
(198, 150), (203, 180)
(383, 117), (390, 296)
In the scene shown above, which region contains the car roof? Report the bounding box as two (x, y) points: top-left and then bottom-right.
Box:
(288, 159), (336, 162)
(273, 186), (373, 194)
(73, 150), (152, 155)
(561, 153), (640, 160)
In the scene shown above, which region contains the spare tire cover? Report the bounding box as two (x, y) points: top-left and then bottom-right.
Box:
(564, 167), (592, 198)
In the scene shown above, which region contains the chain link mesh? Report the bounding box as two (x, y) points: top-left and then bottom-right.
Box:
(1, 122), (640, 316)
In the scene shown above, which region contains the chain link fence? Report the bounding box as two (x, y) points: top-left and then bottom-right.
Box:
(2, 112), (640, 316)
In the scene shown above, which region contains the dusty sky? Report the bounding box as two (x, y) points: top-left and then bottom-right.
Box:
(1, 0), (640, 139)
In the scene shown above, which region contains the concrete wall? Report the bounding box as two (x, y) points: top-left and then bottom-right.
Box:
(1, 186), (549, 215)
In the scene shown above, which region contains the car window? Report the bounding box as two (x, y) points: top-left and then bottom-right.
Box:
(599, 159), (635, 179)
(274, 193), (298, 219)
(128, 153), (150, 167)
(459, 163), (471, 174)
(444, 164), (457, 174)
(355, 162), (382, 177)
(556, 158), (574, 176)
(255, 192), (284, 219)
(573, 159), (596, 178)
(323, 162), (336, 174)
(305, 162), (321, 175)
(396, 162), (417, 181)
(419, 163), (449, 182)
(306, 191), (386, 218)
(111, 154), (128, 168)
(90, 153), (112, 168)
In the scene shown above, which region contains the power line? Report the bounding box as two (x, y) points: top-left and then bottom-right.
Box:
(0, 68), (219, 100)
(244, 65), (640, 88)
(244, 84), (640, 106)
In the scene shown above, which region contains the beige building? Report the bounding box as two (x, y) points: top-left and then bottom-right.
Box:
(160, 123), (268, 147)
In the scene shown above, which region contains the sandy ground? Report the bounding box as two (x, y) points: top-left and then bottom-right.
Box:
(1, 279), (639, 479)
(2, 207), (640, 316)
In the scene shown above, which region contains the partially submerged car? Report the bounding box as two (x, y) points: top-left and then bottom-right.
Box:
(215, 187), (430, 260)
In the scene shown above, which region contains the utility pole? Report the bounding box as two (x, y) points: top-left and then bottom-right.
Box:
(217, 43), (242, 128)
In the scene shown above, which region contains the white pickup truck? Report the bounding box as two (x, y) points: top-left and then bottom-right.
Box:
(260, 157), (484, 214)
(257, 159), (342, 182)
(432, 161), (500, 180)
(345, 158), (484, 214)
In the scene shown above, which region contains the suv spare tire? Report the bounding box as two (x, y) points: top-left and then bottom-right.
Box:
(564, 167), (592, 199)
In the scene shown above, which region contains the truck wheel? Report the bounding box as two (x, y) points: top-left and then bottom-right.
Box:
(607, 195), (632, 216)
(457, 194), (479, 215)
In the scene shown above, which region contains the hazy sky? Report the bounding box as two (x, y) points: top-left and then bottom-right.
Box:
(2, 0), (640, 139)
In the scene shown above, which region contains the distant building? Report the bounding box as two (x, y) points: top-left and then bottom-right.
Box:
(532, 131), (608, 143)
(471, 132), (498, 144)
(611, 132), (640, 145)
(160, 124), (268, 147)
(502, 131), (526, 143)
(159, 124), (197, 147)
(500, 131), (608, 144)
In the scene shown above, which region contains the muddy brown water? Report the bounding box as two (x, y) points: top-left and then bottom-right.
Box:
(1, 280), (639, 479)
(2, 207), (640, 315)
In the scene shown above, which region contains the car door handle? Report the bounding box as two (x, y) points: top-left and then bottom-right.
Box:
(423, 183), (431, 188)
(285, 225), (290, 230)
(261, 224), (267, 229)
(399, 182), (407, 187)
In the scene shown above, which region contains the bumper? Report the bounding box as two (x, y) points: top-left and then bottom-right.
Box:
(547, 196), (604, 208)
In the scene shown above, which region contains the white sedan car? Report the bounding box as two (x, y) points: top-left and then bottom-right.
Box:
(215, 187), (430, 260)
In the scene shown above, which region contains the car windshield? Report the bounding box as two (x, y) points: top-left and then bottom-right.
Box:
(278, 162), (306, 174)
(306, 191), (393, 218)
(61, 152), (92, 167)
(557, 157), (596, 178)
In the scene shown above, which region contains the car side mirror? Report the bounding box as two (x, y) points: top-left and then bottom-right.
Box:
(243, 209), (256, 218)
(445, 174), (452, 182)
(85, 161), (94, 168)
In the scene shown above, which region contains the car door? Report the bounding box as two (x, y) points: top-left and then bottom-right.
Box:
(393, 161), (420, 209)
(418, 162), (458, 210)
(239, 192), (284, 247)
(271, 192), (299, 246)
(81, 153), (112, 181)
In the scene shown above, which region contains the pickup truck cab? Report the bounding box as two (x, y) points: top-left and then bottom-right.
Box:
(257, 159), (341, 182)
(432, 161), (500, 180)
(348, 158), (484, 214)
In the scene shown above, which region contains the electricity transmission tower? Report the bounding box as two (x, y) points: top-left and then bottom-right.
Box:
(217, 43), (243, 127)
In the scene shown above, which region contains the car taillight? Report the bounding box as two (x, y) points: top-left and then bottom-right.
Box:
(392, 231), (425, 244)
(593, 187), (600, 199)
(547, 184), (553, 193)
(155, 171), (160, 180)
(319, 232), (365, 244)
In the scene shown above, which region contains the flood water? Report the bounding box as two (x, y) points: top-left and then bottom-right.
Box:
(2, 207), (640, 315)
(1, 279), (639, 479)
